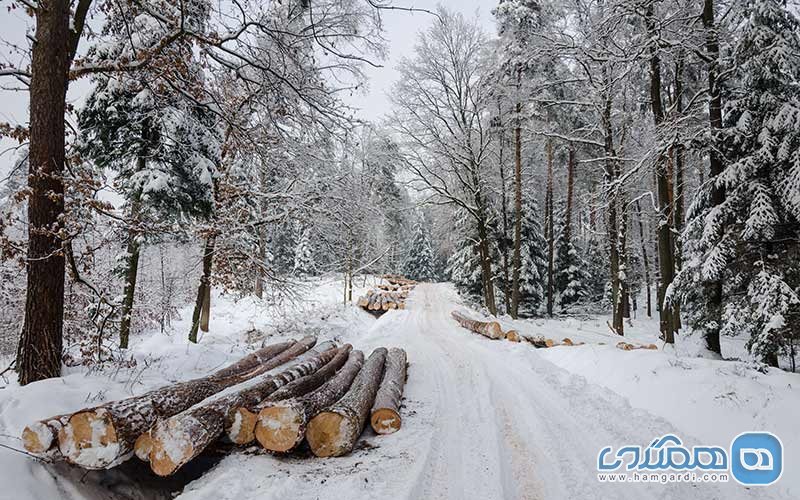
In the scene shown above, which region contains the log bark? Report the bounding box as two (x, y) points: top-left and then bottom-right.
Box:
(254, 350), (365, 453)
(227, 344), (352, 445)
(306, 348), (387, 457)
(56, 338), (311, 469)
(451, 311), (503, 340)
(370, 347), (407, 435)
(148, 343), (337, 476)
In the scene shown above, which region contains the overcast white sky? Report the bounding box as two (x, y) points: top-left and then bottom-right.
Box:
(0, 1), (497, 177)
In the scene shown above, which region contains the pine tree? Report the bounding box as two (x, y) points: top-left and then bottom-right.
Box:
(554, 214), (591, 310)
(403, 211), (437, 281)
(584, 235), (609, 304)
(514, 195), (548, 317)
(674, 0), (800, 365)
(293, 227), (316, 276)
(447, 209), (485, 302)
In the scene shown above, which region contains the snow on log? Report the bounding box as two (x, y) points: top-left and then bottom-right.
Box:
(227, 344), (352, 445)
(616, 341), (658, 351)
(148, 343), (337, 476)
(254, 350), (365, 453)
(505, 330), (521, 342)
(57, 338), (312, 469)
(306, 348), (387, 457)
(522, 335), (555, 348)
(370, 347), (407, 435)
(451, 311), (504, 340)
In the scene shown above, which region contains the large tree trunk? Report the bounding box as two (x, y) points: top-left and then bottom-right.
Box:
(119, 192), (142, 349)
(476, 217), (497, 316)
(634, 201), (653, 318)
(565, 148), (575, 241)
(451, 311), (504, 339)
(189, 235), (215, 342)
(227, 344), (352, 445)
(148, 342), (336, 476)
(646, 4), (677, 343)
(601, 73), (624, 335)
(617, 194), (630, 324)
(306, 348), (387, 457)
(496, 103), (512, 314)
(370, 347), (407, 435)
(511, 81), (523, 319)
(55, 338), (311, 468)
(16, 0), (73, 386)
(702, 0), (724, 355)
(254, 350), (365, 453)
(545, 139), (555, 317)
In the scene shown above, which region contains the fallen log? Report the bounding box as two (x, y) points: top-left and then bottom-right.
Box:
(451, 311), (504, 340)
(56, 337), (313, 469)
(254, 350), (365, 453)
(148, 343), (337, 476)
(616, 341), (658, 351)
(522, 335), (555, 348)
(370, 347), (407, 435)
(135, 339), (333, 463)
(24, 341), (298, 459)
(227, 344), (353, 445)
(505, 330), (521, 343)
(306, 348), (387, 457)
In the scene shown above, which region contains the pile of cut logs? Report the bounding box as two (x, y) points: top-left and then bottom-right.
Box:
(451, 311), (584, 347)
(452, 311), (661, 351)
(357, 275), (417, 314)
(22, 338), (408, 476)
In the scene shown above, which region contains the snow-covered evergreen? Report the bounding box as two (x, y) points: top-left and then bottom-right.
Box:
(554, 214), (591, 310)
(675, 0), (800, 365)
(403, 211), (438, 282)
(447, 209), (485, 303)
(293, 227), (316, 276)
(515, 195), (548, 316)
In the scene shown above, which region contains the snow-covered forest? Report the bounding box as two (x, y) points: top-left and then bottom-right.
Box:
(1, 0), (799, 498)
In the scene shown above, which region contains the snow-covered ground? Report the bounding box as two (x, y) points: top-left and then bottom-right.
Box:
(0, 279), (797, 500)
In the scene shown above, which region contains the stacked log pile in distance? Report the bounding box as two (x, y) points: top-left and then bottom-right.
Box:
(357, 275), (417, 315)
(22, 337), (409, 476)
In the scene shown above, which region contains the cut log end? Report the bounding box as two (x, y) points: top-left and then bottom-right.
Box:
(370, 408), (401, 435)
(505, 330), (521, 342)
(22, 423), (53, 454)
(306, 411), (351, 458)
(229, 408), (258, 445)
(255, 405), (303, 453)
(149, 422), (194, 477)
(134, 430), (153, 462)
(58, 410), (120, 469)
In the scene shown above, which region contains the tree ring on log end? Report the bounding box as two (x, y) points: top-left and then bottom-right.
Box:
(255, 405), (303, 452)
(370, 408), (401, 435)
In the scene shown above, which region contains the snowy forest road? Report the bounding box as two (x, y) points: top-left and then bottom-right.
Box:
(180, 283), (776, 500)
